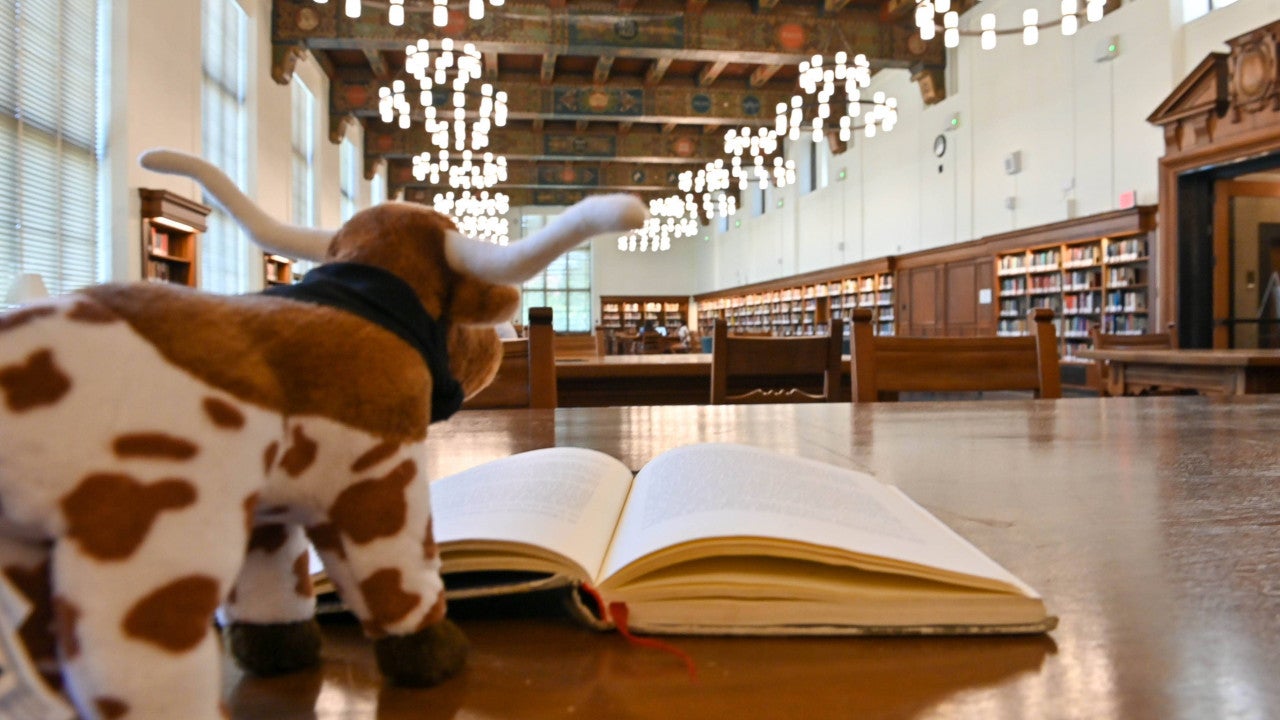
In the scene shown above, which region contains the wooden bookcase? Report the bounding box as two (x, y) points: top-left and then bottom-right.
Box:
(139, 189), (210, 287)
(600, 295), (689, 333)
(694, 258), (894, 339)
(995, 231), (1152, 363)
(264, 254), (295, 286)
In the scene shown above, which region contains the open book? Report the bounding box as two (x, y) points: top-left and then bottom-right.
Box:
(430, 443), (1055, 636)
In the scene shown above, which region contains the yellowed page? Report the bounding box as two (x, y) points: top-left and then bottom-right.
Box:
(598, 443), (1036, 596)
(430, 447), (634, 581)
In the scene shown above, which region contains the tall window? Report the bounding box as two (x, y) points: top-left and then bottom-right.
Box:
(291, 76), (316, 228)
(520, 213), (592, 332)
(290, 76), (316, 277)
(339, 136), (358, 221)
(1183, 0), (1237, 22)
(201, 0), (249, 293)
(370, 168), (387, 205)
(0, 0), (106, 301)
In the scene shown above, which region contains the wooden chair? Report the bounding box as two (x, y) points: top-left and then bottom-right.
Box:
(462, 306), (557, 409)
(1089, 325), (1176, 396)
(710, 318), (844, 404)
(850, 308), (1062, 402)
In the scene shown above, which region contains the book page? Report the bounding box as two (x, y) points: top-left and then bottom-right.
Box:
(598, 443), (1033, 594)
(431, 447), (634, 581)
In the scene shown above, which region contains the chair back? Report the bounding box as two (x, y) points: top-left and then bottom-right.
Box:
(1089, 327), (1175, 350)
(850, 308), (1062, 402)
(462, 306), (557, 409)
(710, 318), (844, 404)
(1089, 326), (1175, 396)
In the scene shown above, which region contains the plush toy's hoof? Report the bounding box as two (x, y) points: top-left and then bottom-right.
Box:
(374, 619), (468, 687)
(227, 620), (322, 676)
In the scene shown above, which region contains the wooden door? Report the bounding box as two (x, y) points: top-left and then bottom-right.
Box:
(1212, 180), (1280, 347)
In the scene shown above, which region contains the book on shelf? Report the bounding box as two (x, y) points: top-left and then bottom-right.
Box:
(149, 225), (170, 256)
(420, 442), (1056, 637)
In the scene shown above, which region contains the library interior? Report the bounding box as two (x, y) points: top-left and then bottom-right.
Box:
(2, 1), (1280, 719)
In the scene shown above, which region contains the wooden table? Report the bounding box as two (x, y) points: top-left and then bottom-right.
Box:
(225, 397), (1280, 719)
(556, 353), (713, 406)
(1079, 347), (1280, 395)
(556, 354), (856, 406)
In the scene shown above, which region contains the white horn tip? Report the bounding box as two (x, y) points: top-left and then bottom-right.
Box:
(138, 148), (198, 175)
(581, 193), (649, 234)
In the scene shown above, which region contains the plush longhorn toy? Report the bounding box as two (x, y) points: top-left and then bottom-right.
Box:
(0, 149), (647, 719)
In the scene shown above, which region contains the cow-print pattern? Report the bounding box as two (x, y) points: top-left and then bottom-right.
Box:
(0, 296), (450, 719)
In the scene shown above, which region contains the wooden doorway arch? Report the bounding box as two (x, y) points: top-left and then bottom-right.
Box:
(1148, 20), (1280, 348)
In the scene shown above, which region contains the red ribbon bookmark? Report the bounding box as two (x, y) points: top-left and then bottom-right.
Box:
(580, 584), (699, 682)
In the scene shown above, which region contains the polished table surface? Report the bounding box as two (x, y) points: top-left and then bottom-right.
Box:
(226, 397), (1280, 719)
(1079, 347), (1280, 395)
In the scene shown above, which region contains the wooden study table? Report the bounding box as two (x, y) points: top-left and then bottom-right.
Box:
(1078, 347), (1280, 396)
(225, 397), (1280, 719)
(556, 353), (855, 406)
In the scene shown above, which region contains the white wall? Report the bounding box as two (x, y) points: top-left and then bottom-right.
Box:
(108, 0), (380, 286)
(689, 0), (1280, 295)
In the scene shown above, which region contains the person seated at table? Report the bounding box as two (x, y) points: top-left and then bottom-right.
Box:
(673, 322), (692, 353)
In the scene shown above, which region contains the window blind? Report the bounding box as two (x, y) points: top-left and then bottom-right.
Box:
(201, 0), (249, 293)
(339, 135), (357, 221)
(0, 0), (103, 301)
(290, 75), (316, 276)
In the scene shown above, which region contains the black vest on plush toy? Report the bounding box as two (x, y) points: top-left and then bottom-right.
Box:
(261, 263), (464, 422)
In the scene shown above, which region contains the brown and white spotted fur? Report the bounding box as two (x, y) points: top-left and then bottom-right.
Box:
(0, 150), (647, 720)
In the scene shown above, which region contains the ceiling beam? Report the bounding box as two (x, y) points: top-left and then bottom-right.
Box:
(593, 56), (615, 85)
(401, 186), (666, 208)
(362, 48), (388, 79)
(274, 0), (941, 71)
(748, 63), (783, 88)
(824, 0), (854, 12)
(540, 53), (558, 84)
(697, 59), (729, 87)
(335, 74), (787, 127)
(387, 159), (702, 190)
(645, 57), (673, 86)
(366, 126), (725, 164)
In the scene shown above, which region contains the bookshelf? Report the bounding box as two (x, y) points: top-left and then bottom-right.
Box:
(599, 295), (689, 333)
(264, 254), (295, 286)
(695, 260), (894, 340)
(139, 189), (210, 287)
(995, 232), (1151, 363)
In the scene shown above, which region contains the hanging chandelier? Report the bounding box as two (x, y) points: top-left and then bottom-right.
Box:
(724, 127), (797, 190)
(617, 196), (700, 253)
(677, 162), (738, 221)
(433, 190), (510, 245)
(412, 149), (508, 190)
(316, 0), (506, 27)
(915, 0), (1107, 49)
(776, 52), (898, 145)
(378, 39), (508, 153)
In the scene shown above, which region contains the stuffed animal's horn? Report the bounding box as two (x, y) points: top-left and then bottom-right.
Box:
(444, 193), (648, 285)
(138, 149), (334, 263)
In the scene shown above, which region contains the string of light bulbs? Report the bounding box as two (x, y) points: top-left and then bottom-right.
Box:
(411, 150), (508, 190)
(314, 0), (506, 27)
(433, 190), (510, 245)
(915, 0), (1108, 49)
